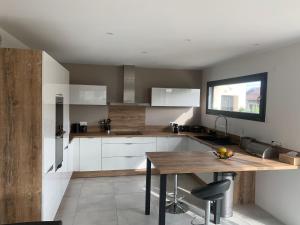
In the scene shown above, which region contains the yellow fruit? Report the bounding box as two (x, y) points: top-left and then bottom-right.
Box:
(217, 147), (227, 154)
(226, 149), (234, 157)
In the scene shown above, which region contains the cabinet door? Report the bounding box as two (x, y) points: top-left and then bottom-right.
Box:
(151, 88), (200, 107)
(188, 138), (212, 152)
(79, 138), (101, 171)
(157, 137), (187, 151)
(102, 157), (146, 170)
(70, 84), (107, 105)
(71, 138), (80, 171)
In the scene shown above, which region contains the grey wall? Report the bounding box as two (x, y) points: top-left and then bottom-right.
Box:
(201, 42), (300, 225)
(0, 27), (29, 48)
(64, 64), (202, 126)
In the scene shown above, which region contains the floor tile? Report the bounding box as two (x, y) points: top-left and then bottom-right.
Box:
(73, 208), (117, 225)
(77, 194), (116, 213)
(80, 182), (114, 197)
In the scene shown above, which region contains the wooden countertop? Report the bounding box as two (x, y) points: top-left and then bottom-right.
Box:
(69, 131), (235, 150)
(70, 131), (200, 138)
(146, 151), (299, 174)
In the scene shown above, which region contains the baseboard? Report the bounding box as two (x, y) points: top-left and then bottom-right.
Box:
(72, 168), (159, 179)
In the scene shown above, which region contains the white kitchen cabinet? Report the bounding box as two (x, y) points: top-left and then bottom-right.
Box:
(151, 87), (200, 107)
(70, 84), (107, 105)
(102, 143), (156, 157)
(188, 137), (213, 152)
(42, 51), (71, 220)
(102, 137), (156, 144)
(79, 138), (102, 171)
(157, 137), (187, 152)
(102, 157), (146, 170)
(101, 137), (156, 170)
(71, 138), (80, 171)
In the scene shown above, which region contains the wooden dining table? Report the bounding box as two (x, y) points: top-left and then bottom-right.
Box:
(144, 151), (299, 225)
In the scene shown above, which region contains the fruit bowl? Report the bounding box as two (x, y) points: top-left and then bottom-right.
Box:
(213, 151), (234, 159)
(213, 147), (234, 159)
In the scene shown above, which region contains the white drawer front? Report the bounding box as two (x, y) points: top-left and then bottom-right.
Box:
(102, 157), (146, 170)
(102, 137), (156, 144)
(102, 143), (156, 157)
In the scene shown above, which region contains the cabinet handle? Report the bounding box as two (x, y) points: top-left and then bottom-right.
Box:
(124, 156), (135, 158)
(125, 143), (133, 145)
(64, 145), (69, 150)
(47, 164), (54, 173)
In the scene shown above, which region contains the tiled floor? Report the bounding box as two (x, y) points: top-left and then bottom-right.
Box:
(56, 175), (284, 225)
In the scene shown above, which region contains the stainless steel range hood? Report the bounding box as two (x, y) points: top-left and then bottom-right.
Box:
(110, 65), (150, 106)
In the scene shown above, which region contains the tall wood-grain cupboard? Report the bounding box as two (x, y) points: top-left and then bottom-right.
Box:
(0, 48), (71, 223)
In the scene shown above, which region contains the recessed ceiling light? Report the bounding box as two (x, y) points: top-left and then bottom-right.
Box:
(106, 32), (114, 35)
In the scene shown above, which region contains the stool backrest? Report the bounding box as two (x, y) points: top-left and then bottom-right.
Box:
(206, 179), (231, 196)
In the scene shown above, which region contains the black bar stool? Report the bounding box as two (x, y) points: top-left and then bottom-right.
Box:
(191, 180), (231, 225)
(4, 221), (62, 225)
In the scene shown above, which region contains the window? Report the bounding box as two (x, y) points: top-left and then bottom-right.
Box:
(206, 72), (267, 122)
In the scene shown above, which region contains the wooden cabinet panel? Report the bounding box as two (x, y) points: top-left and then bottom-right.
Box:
(0, 48), (43, 224)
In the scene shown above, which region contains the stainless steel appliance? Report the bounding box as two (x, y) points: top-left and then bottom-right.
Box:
(55, 95), (65, 171)
(241, 138), (279, 159)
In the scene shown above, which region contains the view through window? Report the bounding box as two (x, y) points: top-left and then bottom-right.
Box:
(208, 81), (261, 114)
(206, 73), (267, 122)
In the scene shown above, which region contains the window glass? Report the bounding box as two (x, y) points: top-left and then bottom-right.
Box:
(208, 81), (261, 114)
(206, 73), (267, 122)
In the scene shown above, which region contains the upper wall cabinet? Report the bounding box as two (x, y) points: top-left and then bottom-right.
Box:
(151, 87), (200, 107)
(70, 84), (107, 105)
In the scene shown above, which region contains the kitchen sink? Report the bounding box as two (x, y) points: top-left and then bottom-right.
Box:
(112, 131), (144, 135)
(195, 135), (236, 146)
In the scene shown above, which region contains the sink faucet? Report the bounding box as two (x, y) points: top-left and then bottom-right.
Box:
(214, 115), (228, 137)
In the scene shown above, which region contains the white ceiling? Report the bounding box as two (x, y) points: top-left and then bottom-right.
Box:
(1, 0), (300, 69)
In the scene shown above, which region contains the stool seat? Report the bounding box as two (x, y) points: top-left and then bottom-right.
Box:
(191, 180), (231, 200)
(202, 193), (224, 201)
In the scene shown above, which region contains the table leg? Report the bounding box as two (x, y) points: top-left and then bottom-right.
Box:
(213, 172), (221, 224)
(159, 174), (167, 225)
(145, 158), (152, 215)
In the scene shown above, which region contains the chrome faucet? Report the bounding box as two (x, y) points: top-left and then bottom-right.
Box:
(214, 115), (228, 137)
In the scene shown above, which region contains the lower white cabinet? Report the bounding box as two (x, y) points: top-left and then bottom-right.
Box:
(157, 137), (187, 152)
(71, 138), (80, 171)
(102, 137), (156, 170)
(188, 138), (213, 152)
(102, 156), (146, 170)
(79, 138), (101, 171)
(72, 136), (214, 172)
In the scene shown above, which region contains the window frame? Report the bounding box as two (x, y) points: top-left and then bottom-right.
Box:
(206, 72), (268, 122)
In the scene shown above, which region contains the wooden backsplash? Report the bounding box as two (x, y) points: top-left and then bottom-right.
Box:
(108, 105), (146, 131)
